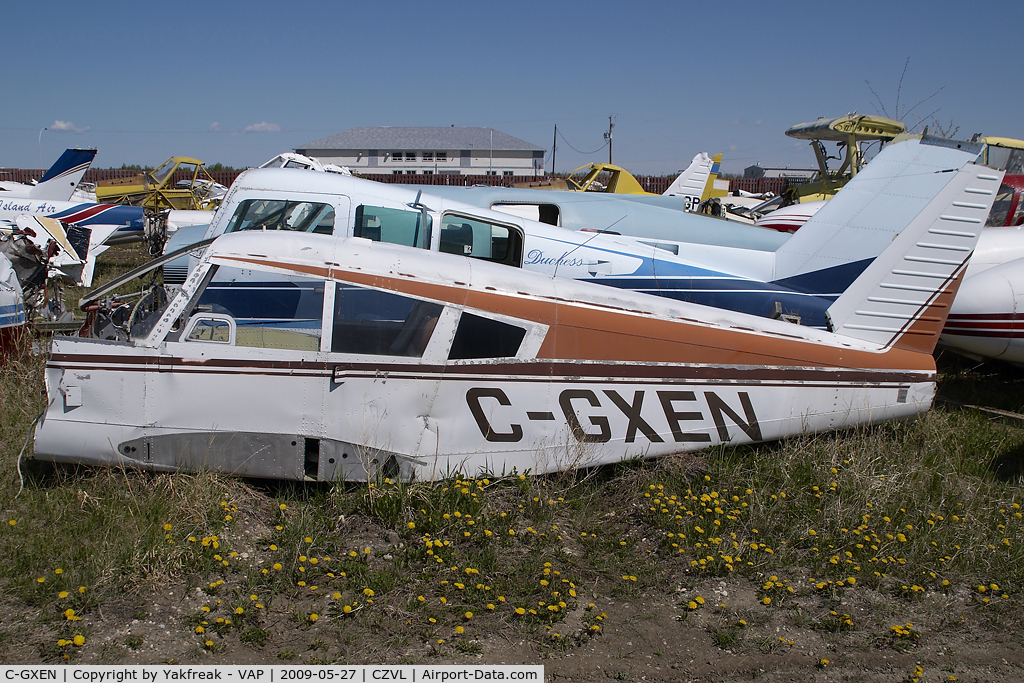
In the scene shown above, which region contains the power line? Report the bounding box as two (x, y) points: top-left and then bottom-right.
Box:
(556, 128), (608, 155)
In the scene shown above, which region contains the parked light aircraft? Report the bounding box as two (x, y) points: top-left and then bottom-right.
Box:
(29, 154), (992, 480)
(0, 253), (25, 359)
(181, 136), (987, 331)
(0, 199), (145, 245)
(0, 149), (97, 202)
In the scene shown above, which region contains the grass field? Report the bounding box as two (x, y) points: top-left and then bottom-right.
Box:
(1, 246), (1024, 679)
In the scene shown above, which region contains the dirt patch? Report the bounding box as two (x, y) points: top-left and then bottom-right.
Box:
(2, 566), (1023, 682)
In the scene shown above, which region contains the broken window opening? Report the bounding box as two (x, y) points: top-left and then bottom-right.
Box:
(448, 312), (526, 360)
(188, 266), (325, 351)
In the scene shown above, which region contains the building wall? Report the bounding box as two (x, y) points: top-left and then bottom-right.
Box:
(300, 149), (544, 176)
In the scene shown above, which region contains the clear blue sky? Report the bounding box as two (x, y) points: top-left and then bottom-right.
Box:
(4, 0), (1022, 176)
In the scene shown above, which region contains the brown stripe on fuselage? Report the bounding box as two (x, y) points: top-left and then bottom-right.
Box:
(47, 353), (931, 384)
(218, 255), (936, 373)
(890, 263), (967, 354)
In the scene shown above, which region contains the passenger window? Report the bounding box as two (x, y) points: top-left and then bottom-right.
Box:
(439, 214), (523, 266)
(448, 313), (526, 359)
(224, 199), (335, 234)
(332, 285), (442, 357)
(192, 267), (324, 351)
(354, 205), (431, 249)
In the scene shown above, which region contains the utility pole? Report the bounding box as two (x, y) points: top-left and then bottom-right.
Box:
(551, 124), (557, 175)
(604, 116), (614, 165)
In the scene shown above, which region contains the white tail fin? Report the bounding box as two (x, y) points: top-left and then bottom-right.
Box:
(827, 161), (1003, 352)
(29, 149), (97, 201)
(663, 153), (725, 207)
(773, 136), (985, 282)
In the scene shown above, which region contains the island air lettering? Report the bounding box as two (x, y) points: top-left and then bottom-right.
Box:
(465, 387), (761, 445)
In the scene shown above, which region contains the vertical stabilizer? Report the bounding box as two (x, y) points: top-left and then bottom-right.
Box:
(663, 153), (725, 203)
(773, 136), (984, 282)
(827, 162), (1003, 352)
(29, 149), (97, 201)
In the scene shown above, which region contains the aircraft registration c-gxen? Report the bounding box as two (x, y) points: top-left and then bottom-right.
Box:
(29, 155), (1001, 481)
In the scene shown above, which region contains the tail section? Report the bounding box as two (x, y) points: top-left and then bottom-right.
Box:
(773, 136), (985, 283)
(826, 161), (1003, 353)
(663, 153), (726, 207)
(30, 148), (97, 201)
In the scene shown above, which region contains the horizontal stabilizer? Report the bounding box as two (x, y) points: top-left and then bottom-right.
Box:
(827, 162), (1003, 352)
(774, 136), (984, 282)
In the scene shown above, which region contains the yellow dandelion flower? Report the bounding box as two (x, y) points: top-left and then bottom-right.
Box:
(72, 635), (85, 647)
(309, 613), (319, 622)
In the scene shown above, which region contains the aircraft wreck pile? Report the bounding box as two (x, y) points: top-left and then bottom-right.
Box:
(20, 131), (1017, 482)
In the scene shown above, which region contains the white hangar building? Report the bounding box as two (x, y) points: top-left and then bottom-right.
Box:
(294, 127), (546, 177)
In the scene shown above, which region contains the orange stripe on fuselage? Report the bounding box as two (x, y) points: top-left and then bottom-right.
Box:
(220, 256), (935, 373)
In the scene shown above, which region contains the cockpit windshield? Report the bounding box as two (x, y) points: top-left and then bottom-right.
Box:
(150, 159), (179, 185)
(224, 199), (336, 235)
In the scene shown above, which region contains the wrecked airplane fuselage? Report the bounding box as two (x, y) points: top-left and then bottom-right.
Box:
(29, 170), (986, 482)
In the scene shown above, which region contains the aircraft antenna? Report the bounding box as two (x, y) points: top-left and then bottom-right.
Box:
(552, 214), (626, 280)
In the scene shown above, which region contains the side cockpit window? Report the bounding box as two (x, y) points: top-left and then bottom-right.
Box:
(354, 205), (431, 249)
(224, 199), (335, 234)
(332, 285), (442, 357)
(439, 214), (523, 266)
(448, 313), (526, 359)
(187, 266), (324, 351)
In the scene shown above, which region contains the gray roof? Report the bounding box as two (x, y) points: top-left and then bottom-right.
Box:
(296, 127), (545, 152)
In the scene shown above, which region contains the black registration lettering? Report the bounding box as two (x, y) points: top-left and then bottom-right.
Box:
(558, 389), (611, 443)
(705, 391), (762, 442)
(657, 391), (711, 442)
(466, 388), (523, 442)
(604, 390), (663, 443)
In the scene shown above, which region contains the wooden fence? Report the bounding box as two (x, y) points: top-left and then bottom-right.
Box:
(0, 168), (798, 197)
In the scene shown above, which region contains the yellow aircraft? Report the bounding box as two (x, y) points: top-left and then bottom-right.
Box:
(95, 157), (224, 211)
(784, 114), (906, 203)
(514, 156), (728, 205)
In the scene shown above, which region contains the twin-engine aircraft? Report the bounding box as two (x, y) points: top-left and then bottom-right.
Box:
(183, 135), (983, 330)
(31, 154), (999, 481)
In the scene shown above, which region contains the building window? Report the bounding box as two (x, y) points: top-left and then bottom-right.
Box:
(486, 170), (497, 176)
(423, 152), (433, 162)
(503, 171), (513, 176)
(405, 170), (416, 175)
(436, 152), (447, 162)
(390, 152), (402, 162)
(392, 170), (403, 175)
(406, 152), (416, 161)
(422, 170), (433, 175)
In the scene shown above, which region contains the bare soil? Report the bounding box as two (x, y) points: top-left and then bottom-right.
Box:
(0, 512), (1022, 683)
